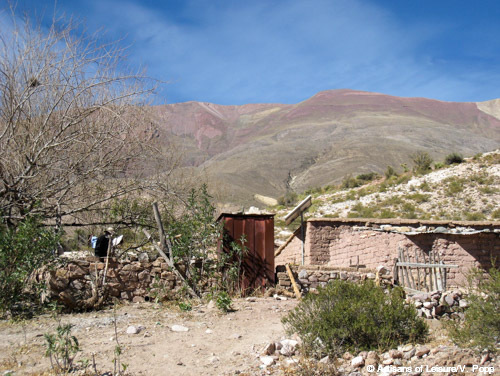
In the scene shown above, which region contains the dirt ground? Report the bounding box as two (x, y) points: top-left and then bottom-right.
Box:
(0, 297), (297, 376)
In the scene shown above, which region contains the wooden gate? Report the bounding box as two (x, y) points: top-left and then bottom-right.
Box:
(394, 247), (458, 293)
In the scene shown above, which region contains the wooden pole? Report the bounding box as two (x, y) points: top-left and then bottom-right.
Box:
(300, 212), (305, 266)
(285, 264), (302, 300)
(102, 236), (113, 286)
(142, 228), (200, 299)
(152, 202), (172, 260)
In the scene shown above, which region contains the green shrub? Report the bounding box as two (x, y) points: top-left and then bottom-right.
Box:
(445, 152), (464, 165)
(406, 193), (430, 203)
(378, 183), (388, 192)
(479, 186), (498, 194)
(278, 191), (298, 206)
(446, 266), (500, 354)
(167, 184), (221, 295)
(0, 217), (59, 315)
(214, 291), (232, 312)
(341, 175), (362, 189)
(379, 209), (397, 218)
(44, 323), (80, 373)
(411, 151), (433, 174)
(282, 280), (428, 357)
(396, 174), (411, 185)
(469, 172), (494, 185)
(348, 203), (375, 218)
(356, 172), (379, 182)
(385, 165), (397, 179)
(402, 203), (418, 219)
(178, 301), (192, 311)
(445, 179), (464, 196)
(464, 211), (485, 221)
(345, 190), (357, 201)
(419, 181), (432, 192)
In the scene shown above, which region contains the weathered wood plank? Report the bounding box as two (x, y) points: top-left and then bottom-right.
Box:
(395, 262), (458, 268)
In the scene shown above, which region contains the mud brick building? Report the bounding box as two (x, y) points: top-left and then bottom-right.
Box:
(275, 218), (500, 287)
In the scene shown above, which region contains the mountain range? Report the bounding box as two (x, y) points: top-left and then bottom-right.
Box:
(148, 89), (500, 206)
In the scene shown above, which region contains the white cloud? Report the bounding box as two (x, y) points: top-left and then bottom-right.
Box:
(13, 0), (500, 104)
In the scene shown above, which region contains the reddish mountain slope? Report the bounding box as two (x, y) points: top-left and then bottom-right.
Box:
(149, 89), (500, 205)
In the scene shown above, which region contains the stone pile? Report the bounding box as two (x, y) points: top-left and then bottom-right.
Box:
(271, 342), (497, 376)
(332, 344), (496, 376)
(259, 338), (300, 368)
(408, 290), (468, 319)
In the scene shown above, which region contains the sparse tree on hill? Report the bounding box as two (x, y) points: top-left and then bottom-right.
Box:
(411, 151), (433, 174)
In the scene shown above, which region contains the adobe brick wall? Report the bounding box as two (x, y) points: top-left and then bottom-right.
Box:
(275, 219), (500, 288)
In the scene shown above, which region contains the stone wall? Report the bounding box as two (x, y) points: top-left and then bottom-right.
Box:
(275, 218), (500, 288)
(40, 256), (182, 307)
(275, 265), (393, 294)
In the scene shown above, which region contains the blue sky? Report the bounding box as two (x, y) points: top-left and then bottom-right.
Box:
(4, 0), (500, 105)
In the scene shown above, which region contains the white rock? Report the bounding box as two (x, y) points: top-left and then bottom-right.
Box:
(280, 339), (298, 356)
(171, 325), (189, 332)
(205, 329), (213, 334)
(260, 356), (275, 366)
(423, 301), (435, 309)
(138, 252), (149, 262)
(207, 355), (219, 364)
(351, 356), (365, 368)
(281, 339), (298, 347)
(298, 269), (309, 279)
(126, 325), (141, 334)
(400, 344), (413, 352)
(319, 355), (330, 364)
(284, 358), (299, 366)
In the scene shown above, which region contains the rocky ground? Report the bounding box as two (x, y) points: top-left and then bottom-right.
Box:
(0, 297), (296, 376)
(0, 296), (497, 376)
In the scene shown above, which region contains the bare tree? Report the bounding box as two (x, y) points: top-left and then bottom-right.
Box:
(0, 11), (179, 227)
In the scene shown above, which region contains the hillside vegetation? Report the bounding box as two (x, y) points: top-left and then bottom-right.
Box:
(274, 151), (499, 242)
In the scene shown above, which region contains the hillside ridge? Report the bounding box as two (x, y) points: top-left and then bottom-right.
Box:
(149, 90), (500, 205)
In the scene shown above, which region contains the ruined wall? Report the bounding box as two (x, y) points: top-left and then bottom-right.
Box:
(276, 219), (500, 288)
